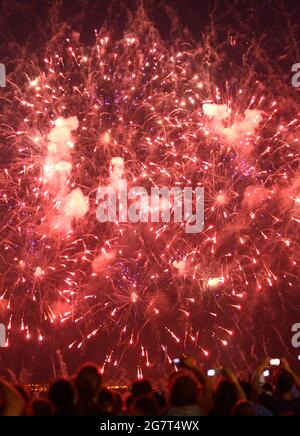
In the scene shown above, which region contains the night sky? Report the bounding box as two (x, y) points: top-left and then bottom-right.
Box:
(0, 0), (300, 382)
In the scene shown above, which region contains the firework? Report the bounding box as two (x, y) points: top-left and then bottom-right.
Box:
(0, 3), (299, 380)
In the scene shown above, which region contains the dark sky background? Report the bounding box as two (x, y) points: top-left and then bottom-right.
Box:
(1, 0), (300, 87)
(1, 0), (300, 49)
(0, 0), (300, 382)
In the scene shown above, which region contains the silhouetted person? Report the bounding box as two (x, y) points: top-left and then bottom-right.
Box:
(260, 370), (300, 416)
(0, 378), (25, 416)
(14, 384), (31, 416)
(97, 388), (115, 415)
(131, 396), (158, 416)
(49, 379), (77, 416)
(254, 358), (300, 416)
(74, 363), (102, 416)
(167, 375), (203, 416)
(153, 390), (167, 414)
(211, 380), (238, 416)
(113, 392), (123, 415)
(131, 380), (153, 399)
(210, 368), (247, 417)
(233, 400), (256, 417)
(125, 379), (153, 413)
(240, 381), (273, 416)
(32, 399), (52, 416)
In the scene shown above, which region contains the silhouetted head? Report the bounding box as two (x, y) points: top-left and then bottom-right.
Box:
(49, 379), (75, 409)
(97, 388), (115, 413)
(131, 380), (153, 399)
(168, 370), (184, 390)
(214, 380), (238, 416)
(153, 390), (167, 412)
(233, 400), (256, 417)
(275, 370), (295, 398)
(240, 381), (253, 401)
(75, 363), (102, 400)
(32, 399), (52, 416)
(169, 375), (199, 407)
(131, 396), (158, 416)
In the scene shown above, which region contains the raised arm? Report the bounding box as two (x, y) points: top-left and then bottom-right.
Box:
(181, 358), (214, 414)
(0, 378), (25, 416)
(281, 358), (300, 391)
(252, 357), (271, 397)
(222, 368), (247, 401)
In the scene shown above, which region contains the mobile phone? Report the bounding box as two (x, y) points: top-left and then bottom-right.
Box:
(270, 358), (281, 367)
(207, 368), (221, 377)
(172, 358), (183, 366)
(259, 371), (269, 385)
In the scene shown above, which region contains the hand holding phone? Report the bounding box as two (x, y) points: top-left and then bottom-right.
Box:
(172, 358), (183, 366)
(207, 368), (222, 377)
(269, 358), (281, 367)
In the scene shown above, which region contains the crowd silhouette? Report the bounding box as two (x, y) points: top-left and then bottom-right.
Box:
(1, 357), (300, 416)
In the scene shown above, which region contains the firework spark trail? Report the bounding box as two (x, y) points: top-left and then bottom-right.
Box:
(0, 5), (299, 379)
